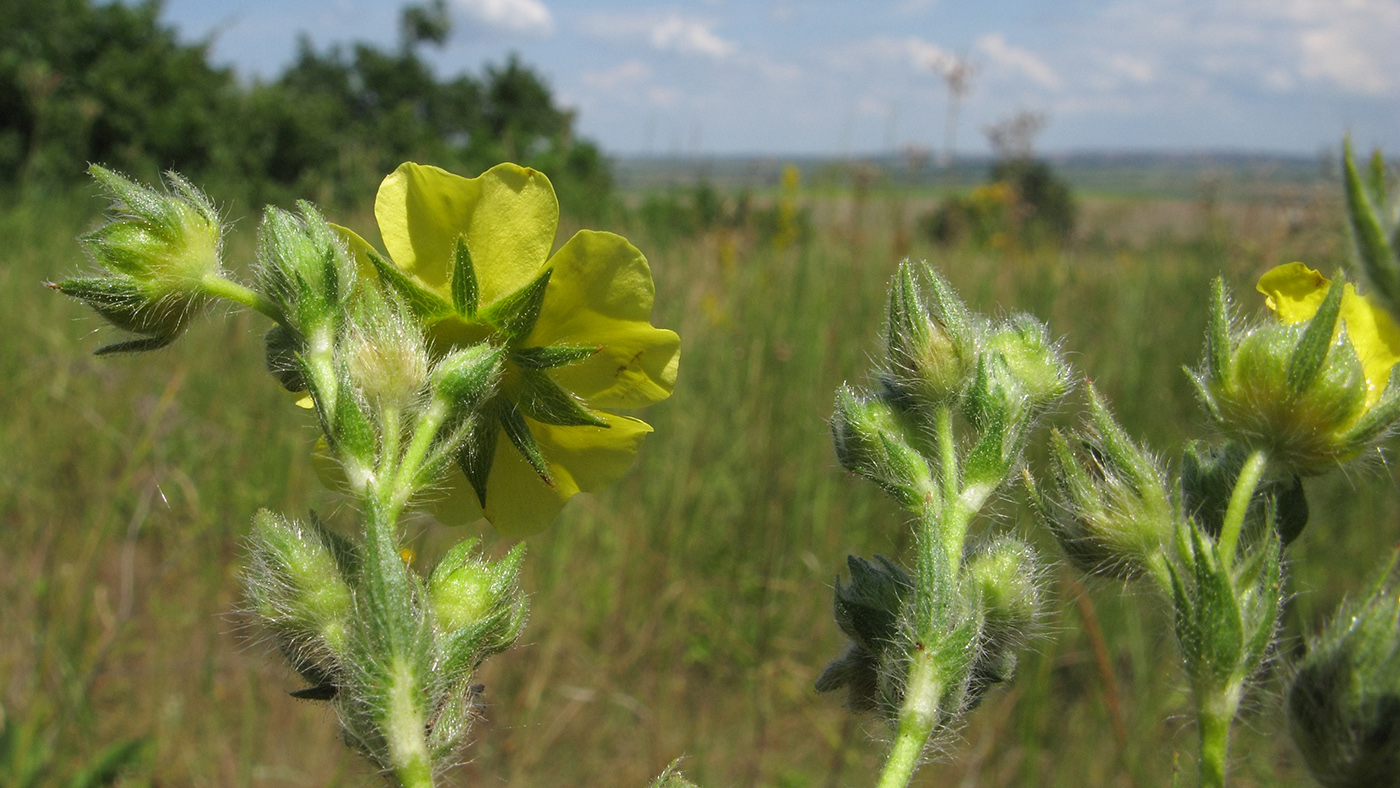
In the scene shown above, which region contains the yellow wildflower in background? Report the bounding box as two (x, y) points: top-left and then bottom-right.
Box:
(1257, 262), (1400, 408)
(340, 162), (680, 537)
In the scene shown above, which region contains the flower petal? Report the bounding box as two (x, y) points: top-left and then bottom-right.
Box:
(1258, 262), (1329, 323)
(375, 162), (558, 301)
(429, 411), (654, 537)
(529, 230), (680, 408)
(1340, 288), (1400, 406)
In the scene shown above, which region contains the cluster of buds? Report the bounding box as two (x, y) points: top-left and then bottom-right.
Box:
(48, 166), (225, 354)
(245, 512), (526, 770)
(821, 261), (1066, 772)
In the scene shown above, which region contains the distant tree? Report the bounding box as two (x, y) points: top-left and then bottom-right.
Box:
(0, 0), (237, 189)
(0, 0), (613, 213)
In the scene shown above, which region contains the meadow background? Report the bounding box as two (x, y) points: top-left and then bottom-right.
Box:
(3, 2), (1399, 787)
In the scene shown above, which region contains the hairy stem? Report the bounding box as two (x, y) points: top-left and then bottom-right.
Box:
(1194, 683), (1239, 788)
(1218, 449), (1267, 565)
(199, 272), (281, 320)
(876, 651), (943, 788)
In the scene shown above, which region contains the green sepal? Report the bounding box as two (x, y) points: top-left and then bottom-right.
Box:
(1344, 139), (1400, 308)
(1341, 365), (1400, 446)
(481, 267), (552, 342)
(321, 369), (376, 464)
(93, 334), (178, 356)
(1238, 528), (1282, 670)
(1287, 278), (1344, 397)
(450, 235), (479, 318)
(1206, 278), (1233, 390)
(264, 324), (307, 393)
(51, 276), (184, 340)
(364, 247), (452, 320)
(1186, 366), (1223, 423)
(920, 261), (975, 346)
(1085, 384), (1154, 492)
(886, 263), (929, 368)
(964, 406), (1009, 488)
(510, 344), (600, 370)
(515, 367), (609, 427)
(499, 398), (552, 485)
(457, 407), (501, 507)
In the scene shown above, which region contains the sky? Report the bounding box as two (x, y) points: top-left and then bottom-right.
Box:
(159, 0), (1400, 158)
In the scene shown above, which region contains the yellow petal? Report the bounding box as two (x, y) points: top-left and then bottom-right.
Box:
(1257, 262), (1329, 323)
(546, 321), (680, 409)
(375, 162), (558, 302)
(528, 230), (680, 408)
(428, 410), (653, 537)
(1340, 287), (1400, 406)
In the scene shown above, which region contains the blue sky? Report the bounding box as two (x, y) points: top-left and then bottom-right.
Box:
(161, 0), (1400, 157)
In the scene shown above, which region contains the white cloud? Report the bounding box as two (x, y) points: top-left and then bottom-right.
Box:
(588, 11), (737, 60)
(648, 13), (737, 59)
(581, 60), (651, 90)
(976, 33), (1061, 90)
(453, 0), (553, 35)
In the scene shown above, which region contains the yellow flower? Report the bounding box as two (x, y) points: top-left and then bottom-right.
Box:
(340, 162), (680, 537)
(1257, 262), (1400, 408)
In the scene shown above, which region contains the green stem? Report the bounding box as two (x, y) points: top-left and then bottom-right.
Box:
(875, 650), (942, 788)
(391, 398), (451, 511)
(935, 405), (958, 505)
(1194, 683), (1239, 788)
(1218, 449), (1267, 566)
(199, 273), (280, 320)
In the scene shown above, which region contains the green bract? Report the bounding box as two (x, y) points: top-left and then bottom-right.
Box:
(336, 162), (681, 537)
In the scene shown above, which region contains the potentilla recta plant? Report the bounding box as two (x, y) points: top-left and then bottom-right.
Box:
(51, 161), (681, 786)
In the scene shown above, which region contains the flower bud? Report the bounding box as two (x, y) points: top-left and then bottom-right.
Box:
(51, 167), (224, 354)
(244, 510), (356, 692)
(832, 386), (937, 511)
(1195, 270), (1400, 475)
(1288, 550), (1400, 788)
(967, 537), (1043, 652)
(342, 291), (431, 413)
(884, 261), (979, 407)
(429, 539), (527, 661)
(1035, 385), (1175, 582)
(432, 344), (505, 416)
(255, 202), (356, 337)
(986, 313), (1072, 414)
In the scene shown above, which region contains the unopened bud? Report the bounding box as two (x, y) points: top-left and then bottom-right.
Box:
(429, 539), (527, 659)
(885, 262), (978, 406)
(244, 510), (356, 689)
(986, 314), (1071, 413)
(53, 167), (224, 353)
(832, 386), (936, 510)
(1037, 386), (1175, 582)
(1288, 550), (1400, 788)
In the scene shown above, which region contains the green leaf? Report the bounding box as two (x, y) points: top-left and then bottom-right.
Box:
(1287, 278), (1344, 397)
(514, 367), (608, 427)
(1344, 138), (1400, 304)
(364, 248), (452, 320)
(93, 334), (177, 356)
(510, 344), (600, 370)
(457, 407), (500, 507)
(481, 267), (552, 341)
(451, 234), (479, 318)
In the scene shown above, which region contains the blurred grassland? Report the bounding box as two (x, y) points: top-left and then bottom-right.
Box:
(2, 171), (1396, 788)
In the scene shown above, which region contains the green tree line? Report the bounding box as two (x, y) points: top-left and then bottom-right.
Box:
(0, 0), (611, 212)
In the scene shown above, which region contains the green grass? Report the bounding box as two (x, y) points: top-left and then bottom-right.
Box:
(1, 176), (1391, 787)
